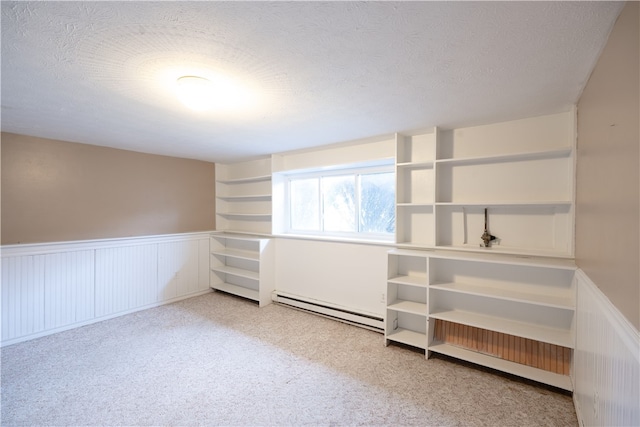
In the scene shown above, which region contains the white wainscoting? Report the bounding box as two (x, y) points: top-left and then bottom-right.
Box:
(1, 232), (212, 346)
(574, 269), (640, 427)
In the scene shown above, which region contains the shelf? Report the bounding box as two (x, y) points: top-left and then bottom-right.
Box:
(212, 282), (259, 302)
(395, 242), (434, 250)
(210, 265), (259, 281)
(432, 245), (574, 260)
(213, 231), (273, 239)
(397, 203), (434, 207)
(387, 275), (427, 287)
(428, 310), (573, 348)
(388, 248), (432, 257)
(428, 342), (572, 391)
(430, 282), (574, 310)
(388, 300), (427, 315)
(435, 201), (572, 207)
(212, 232), (268, 241)
(397, 161), (434, 169)
(211, 248), (260, 261)
(427, 249), (576, 269)
(217, 212), (272, 218)
(386, 328), (427, 349)
(217, 194), (272, 201)
(217, 175), (271, 184)
(435, 147), (572, 166)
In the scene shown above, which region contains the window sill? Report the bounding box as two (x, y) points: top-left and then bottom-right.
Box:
(272, 232), (396, 247)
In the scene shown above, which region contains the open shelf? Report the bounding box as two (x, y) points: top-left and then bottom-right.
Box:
(434, 204), (573, 258)
(386, 328), (427, 349)
(435, 147), (572, 166)
(433, 245), (573, 259)
(209, 233), (275, 307)
(217, 174), (271, 184)
(397, 202), (434, 207)
(428, 310), (573, 348)
(210, 248), (260, 261)
(397, 167), (434, 204)
(397, 161), (435, 169)
(217, 194), (272, 201)
(212, 281), (259, 302)
(386, 249), (429, 352)
(429, 282), (574, 310)
(396, 205), (434, 248)
(428, 342), (572, 391)
(217, 212), (272, 218)
(387, 275), (427, 287)
(435, 160), (572, 205)
(211, 232), (272, 241)
(396, 131), (437, 164)
(211, 265), (259, 281)
(216, 157), (273, 236)
(427, 249), (577, 269)
(388, 300), (427, 315)
(434, 200), (572, 207)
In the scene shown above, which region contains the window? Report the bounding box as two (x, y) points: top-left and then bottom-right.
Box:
(284, 164), (395, 241)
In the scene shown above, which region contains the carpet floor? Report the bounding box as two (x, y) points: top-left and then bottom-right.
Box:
(1, 291), (577, 426)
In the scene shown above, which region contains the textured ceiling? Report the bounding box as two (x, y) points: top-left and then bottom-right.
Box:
(1, 1), (624, 162)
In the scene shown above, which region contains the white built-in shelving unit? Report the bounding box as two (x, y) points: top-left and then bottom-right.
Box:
(385, 250), (429, 350)
(215, 157), (273, 236)
(395, 111), (575, 258)
(385, 248), (576, 390)
(213, 157), (274, 306)
(395, 131), (437, 248)
(210, 232), (274, 307)
(387, 110), (578, 390)
(427, 251), (576, 391)
(212, 111), (579, 388)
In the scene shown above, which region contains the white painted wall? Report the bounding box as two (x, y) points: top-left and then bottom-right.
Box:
(270, 133), (396, 317)
(271, 134), (395, 173)
(274, 238), (391, 317)
(575, 1), (639, 331)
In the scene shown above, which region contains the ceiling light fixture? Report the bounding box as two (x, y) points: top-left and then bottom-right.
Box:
(176, 76), (216, 111)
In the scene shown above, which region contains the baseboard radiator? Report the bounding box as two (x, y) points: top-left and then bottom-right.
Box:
(272, 291), (384, 333)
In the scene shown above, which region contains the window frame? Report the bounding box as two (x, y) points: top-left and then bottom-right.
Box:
(281, 162), (396, 242)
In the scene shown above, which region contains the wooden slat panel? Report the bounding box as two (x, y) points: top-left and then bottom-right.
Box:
(433, 319), (571, 375)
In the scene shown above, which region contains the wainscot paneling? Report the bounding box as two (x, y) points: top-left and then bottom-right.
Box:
(44, 250), (95, 329)
(574, 269), (639, 427)
(2, 254), (46, 340)
(1, 232), (212, 346)
(95, 244), (158, 317)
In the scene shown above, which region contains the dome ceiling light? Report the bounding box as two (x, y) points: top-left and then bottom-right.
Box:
(176, 75), (217, 111)
(174, 73), (258, 113)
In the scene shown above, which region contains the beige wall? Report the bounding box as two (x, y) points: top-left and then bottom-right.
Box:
(576, 2), (639, 330)
(1, 133), (215, 244)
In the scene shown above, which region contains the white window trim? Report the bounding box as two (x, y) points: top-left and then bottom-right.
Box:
(279, 161), (395, 243)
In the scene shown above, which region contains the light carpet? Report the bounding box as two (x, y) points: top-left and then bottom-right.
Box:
(1, 291), (577, 426)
